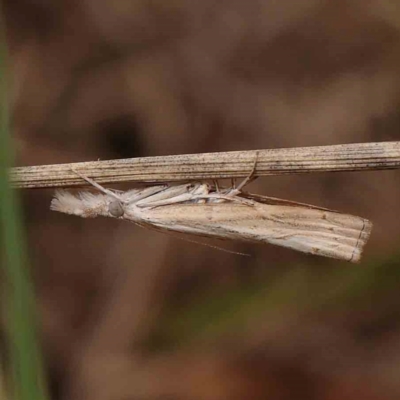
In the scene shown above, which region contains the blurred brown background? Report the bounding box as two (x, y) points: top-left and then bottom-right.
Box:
(4, 0), (400, 399)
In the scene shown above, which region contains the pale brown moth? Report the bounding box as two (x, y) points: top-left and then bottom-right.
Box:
(50, 168), (372, 263)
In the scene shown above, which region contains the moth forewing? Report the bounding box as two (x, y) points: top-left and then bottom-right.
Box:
(51, 182), (372, 263)
(127, 201), (371, 263)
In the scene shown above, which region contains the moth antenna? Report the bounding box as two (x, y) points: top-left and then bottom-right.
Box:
(133, 220), (250, 256)
(71, 168), (123, 202)
(168, 234), (251, 256)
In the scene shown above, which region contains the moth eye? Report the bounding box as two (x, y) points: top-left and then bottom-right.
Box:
(108, 200), (124, 217)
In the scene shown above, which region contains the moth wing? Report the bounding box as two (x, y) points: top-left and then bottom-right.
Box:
(133, 202), (371, 262)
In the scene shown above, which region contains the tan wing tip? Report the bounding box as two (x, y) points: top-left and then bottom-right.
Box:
(349, 218), (373, 263)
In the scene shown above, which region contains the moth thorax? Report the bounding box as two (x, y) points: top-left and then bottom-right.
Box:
(108, 200), (124, 217)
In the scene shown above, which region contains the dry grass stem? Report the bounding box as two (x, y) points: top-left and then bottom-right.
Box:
(10, 141), (400, 189)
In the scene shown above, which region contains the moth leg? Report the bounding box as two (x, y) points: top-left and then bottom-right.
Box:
(191, 193), (255, 206)
(214, 155), (258, 196)
(236, 151), (259, 191)
(137, 183), (210, 208)
(71, 168), (123, 202)
(124, 185), (168, 204)
(225, 152), (259, 196)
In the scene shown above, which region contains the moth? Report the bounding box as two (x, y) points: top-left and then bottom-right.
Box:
(50, 170), (372, 263)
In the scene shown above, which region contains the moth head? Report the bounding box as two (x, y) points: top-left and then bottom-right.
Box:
(108, 199), (124, 218)
(51, 190), (116, 218)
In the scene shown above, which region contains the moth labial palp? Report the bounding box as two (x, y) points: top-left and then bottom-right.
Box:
(50, 170), (372, 263)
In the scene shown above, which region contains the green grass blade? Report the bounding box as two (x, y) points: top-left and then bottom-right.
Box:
(0, 10), (49, 400)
